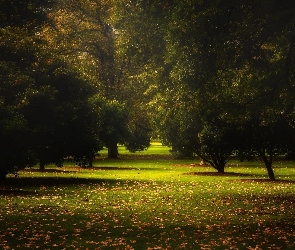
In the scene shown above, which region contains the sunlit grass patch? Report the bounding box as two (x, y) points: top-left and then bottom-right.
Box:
(98, 142), (172, 158)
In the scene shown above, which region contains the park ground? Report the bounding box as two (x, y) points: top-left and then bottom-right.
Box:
(1, 143), (295, 249)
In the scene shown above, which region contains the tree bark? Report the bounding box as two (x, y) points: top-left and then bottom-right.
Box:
(217, 166), (225, 173)
(0, 170), (7, 182)
(286, 132), (295, 160)
(39, 161), (45, 171)
(88, 157), (93, 168)
(208, 154), (227, 173)
(260, 151), (276, 181)
(107, 142), (118, 158)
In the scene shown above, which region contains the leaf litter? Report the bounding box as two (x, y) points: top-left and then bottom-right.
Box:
(1, 167), (295, 249)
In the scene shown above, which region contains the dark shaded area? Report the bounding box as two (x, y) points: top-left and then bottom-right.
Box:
(186, 172), (257, 177)
(240, 179), (295, 183)
(1, 216), (295, 249)
(0, 189), (37, 196)
(21, 169), (78, 173)
(21, 166), (155, 171)
(0, 176), (123, 188)
(187, 172), (295, 182)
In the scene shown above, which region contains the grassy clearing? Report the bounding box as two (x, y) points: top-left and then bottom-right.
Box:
(1, 144), (295, 249)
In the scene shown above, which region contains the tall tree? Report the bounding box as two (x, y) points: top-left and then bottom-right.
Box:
(115, 0), (295, 179)
(0, 0), (54, 179)
(46, 0), (151, 157)
(204, 0), (295, 179)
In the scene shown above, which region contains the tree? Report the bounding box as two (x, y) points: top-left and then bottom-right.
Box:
(149, 85), (197, 158)
(236, 115), (294, 180)
(155, 0), (295, 179)
(1, 0), (294, 179)
(45, 0), (152, 157)
(98, 99), (129, 158)
(208, 0), (295, 179)
(0, 102), (37, 180)
(197, 121), (238, 173)
(0, 0), (110, 173)
(110, 0), (169, 151)
(60, 97), (104, 168)
(0, 0), (55, 178)
(124, 104), (151, 153)
(118, 0), (295, 179)
(20, 85), (63, 170)
(21, 66), (103, 169)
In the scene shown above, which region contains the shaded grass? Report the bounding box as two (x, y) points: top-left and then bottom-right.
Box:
(1, 146), (295, 249)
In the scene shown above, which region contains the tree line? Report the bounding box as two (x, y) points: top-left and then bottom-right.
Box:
(1, 0), (295, 180)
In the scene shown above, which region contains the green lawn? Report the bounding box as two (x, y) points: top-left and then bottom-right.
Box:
(1, 144), (295, 249)
(100, 142), (172, 156)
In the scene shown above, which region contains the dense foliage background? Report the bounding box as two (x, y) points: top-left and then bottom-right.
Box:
(0, 0), (294, 180)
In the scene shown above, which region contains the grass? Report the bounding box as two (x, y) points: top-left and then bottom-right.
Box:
(1, 143), (295, 249)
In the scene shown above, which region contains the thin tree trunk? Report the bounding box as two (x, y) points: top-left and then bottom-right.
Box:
(171, 144), (178, 153)
(0, 170), (7, 182)
(39, 161), (45, 171)
(260, 151), (276, 181)
(88, 157), (93, 168)
(108, 142), (118, 158)
(286, 132), (295, 159)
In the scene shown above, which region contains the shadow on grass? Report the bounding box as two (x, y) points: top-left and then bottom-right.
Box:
(0, 189), (37, 196)
(21, 168), (78, 173)
(186, 171), (256, 177)
(21, 166), (159, 172)
(186, 172), (295, 183)
(239, 178), (295, 183)
(2, 218), (295, 249)
(0, 176), (125, 189)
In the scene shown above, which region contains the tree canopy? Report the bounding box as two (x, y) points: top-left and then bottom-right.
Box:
(113, 0), (295, 179)
(0, 0), (295, 180)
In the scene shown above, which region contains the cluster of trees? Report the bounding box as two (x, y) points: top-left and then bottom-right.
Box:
(1, 0), (295, 180)
(0, 0), (151, 179)
(115, 0), (295, 180)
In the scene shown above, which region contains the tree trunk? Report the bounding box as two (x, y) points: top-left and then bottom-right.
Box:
(39, 161), (45, 171)
(88, 157), (93, 168)
(171, 144), (179, 154)
(217, 166), (225, 173)
(260, 151), (276, 181)
(0, 170), (7, 182)
(108, 142), (118, 158)
(209, 155), (226, 174)
(286, 132), (295, 159)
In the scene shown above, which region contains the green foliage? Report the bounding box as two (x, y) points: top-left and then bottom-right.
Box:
(197, 122), (236, 173)
(135, 0), (295, 179)
(124, 127), (150, 153)
(99, 99), (129, 148)
(151, 86), (199, 158)
(0, 101), (36, 179)
(0, 0), (52, 25)
(0, 0), (53, 177)
(1, 0), (295, 181)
